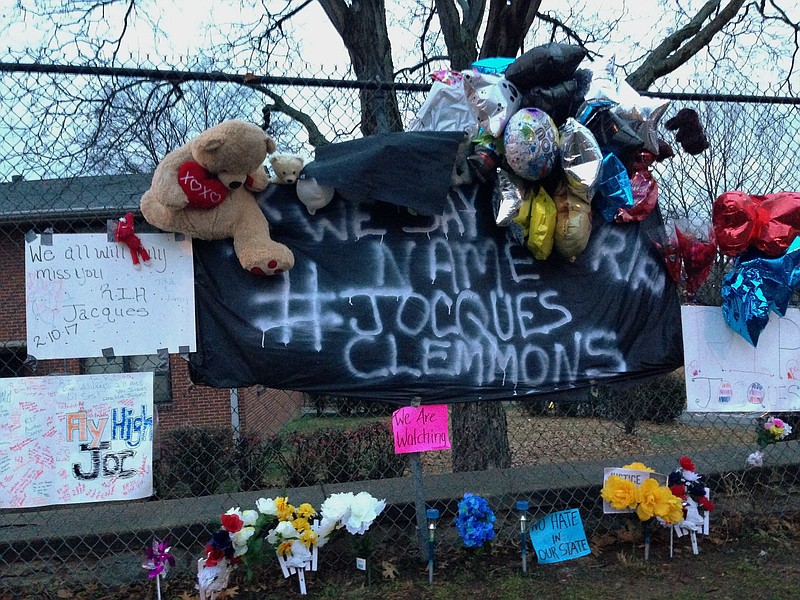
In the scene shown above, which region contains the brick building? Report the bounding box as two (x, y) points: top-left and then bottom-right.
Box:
(0, 174), (303, 440)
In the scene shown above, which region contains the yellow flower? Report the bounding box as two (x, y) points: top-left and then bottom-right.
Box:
(622, 462), (654, 472)
(634, 478), (663, 521)
(296, 503), (317, 519)
(601, 475), (637, 510)
(660, 490), (685, 524)
(277, 540), (294, 557)
(769, 425), (784, 438)
(293, 517), (310, 533)
(300, 528), (318, 548)
(276, 497), (296, 521)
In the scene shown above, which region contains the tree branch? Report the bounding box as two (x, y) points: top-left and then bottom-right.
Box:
(627, 0), (747, 90)
(270, 0), (315, 33)
(534, 11), (589, 49)
(247, 83), (330, 148)
(394, 55), (451, 78)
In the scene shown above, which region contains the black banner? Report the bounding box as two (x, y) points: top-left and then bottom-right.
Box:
(188, 178), (683, 404)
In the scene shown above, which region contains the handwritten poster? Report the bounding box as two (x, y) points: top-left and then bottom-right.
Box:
(602, 467), (667, 514)
(529, 509), (590, 564)
(26, 233), (196, 359)
(682, 305), (800, 412)
(0, 373), (154, 508)
(391, 405), (450, 454)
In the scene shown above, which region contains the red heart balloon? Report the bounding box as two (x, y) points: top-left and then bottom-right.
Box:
(178, 161), (228, 209)
(713, 191), (800, 256)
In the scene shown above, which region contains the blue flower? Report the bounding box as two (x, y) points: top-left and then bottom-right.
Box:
(454, 493), (496, 548)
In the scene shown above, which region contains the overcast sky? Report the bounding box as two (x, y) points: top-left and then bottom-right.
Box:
(1, 0), (796, 89)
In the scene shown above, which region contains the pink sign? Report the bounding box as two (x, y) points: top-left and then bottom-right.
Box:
(391, 405), (450, 454)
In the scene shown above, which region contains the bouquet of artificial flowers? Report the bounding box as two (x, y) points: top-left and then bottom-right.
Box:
(208, 504), (275, 575)
(666, 456), (714, 528)
(749, 415), (794, 467)
(315, 491), (386, 543)
(601, 462), (684, 524)
(454, 493), (496, 548)
(601, 461), (684, 559)
(665, 456), (714, 555)
(314, 491), (386, 584)
(198, 498), (316, 594)
(757, 415), (793, 448)
(263, 496), (320, 570)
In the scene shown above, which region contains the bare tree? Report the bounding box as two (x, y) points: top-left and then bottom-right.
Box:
(317, 0), (404, 134)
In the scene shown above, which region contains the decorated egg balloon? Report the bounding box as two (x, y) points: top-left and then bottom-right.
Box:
(503, 108), (559, 181)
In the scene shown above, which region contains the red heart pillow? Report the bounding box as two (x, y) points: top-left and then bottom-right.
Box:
(178, 161), (229, 209)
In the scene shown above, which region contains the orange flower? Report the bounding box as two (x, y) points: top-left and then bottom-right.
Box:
(275, 497), (295, 521)
(601, 475), (637, 510)
(277, 540), (294, 557)
(296, 503), (317, 519)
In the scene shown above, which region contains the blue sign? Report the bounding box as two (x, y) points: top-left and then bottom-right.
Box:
(529, 509), (590, 564)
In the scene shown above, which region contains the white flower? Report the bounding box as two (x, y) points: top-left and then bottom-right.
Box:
(343, 492), (386, 535)
(784, 422), (794, 437)
(284, 540), (313, 569)
(312, 518), (338, 548)
(231, 526), (255, 556)
(224, 507), (242, 518)
(241, 509), (259, 526)
(267, 519), (299, 544)
(320, 492), (355, 525)
(256, 497), (278, 515)
(681, 468), (701, 482)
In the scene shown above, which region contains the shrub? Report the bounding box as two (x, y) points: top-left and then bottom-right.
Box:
(156, 426), (233, 498)
(306, 393), (396, 417)
(591, 372), (687, 432)
(283, 421), (405, 486)
(644, 373), (688, 424)
(232, 434), (286, 491)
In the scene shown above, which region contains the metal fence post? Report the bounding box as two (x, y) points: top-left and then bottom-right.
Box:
(409, 451), (428, 562)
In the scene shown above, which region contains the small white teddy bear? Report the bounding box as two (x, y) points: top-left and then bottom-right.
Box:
(269, 154), (304, 185)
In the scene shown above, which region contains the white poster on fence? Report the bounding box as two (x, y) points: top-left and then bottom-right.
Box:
(682, 305), (800, 412)
(0, 372), (154, 508)
(25, 232), (196, 359)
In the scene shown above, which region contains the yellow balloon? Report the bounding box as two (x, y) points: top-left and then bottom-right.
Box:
(526, 187), (556, 260)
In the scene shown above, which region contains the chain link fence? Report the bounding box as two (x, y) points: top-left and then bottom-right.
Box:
(2, 52), (800, 592)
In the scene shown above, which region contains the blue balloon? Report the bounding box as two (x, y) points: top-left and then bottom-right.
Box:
(721, 238), (800, 346)
(594, 153), (634, 222)
(721, 266), (771, 347)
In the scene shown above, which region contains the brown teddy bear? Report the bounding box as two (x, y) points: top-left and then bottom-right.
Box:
(140, 120), (294, 275)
